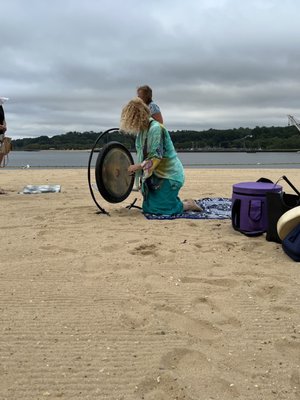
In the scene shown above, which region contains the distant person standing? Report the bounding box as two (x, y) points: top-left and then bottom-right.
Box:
(0, 98), (8, 168)
(137, 85), (163, 124)
(0, 102), (7, 137)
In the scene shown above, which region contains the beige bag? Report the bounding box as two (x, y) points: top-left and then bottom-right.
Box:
(0, 136), (12, 167)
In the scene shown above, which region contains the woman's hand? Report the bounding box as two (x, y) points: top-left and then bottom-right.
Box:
(128, 163), (142, 175)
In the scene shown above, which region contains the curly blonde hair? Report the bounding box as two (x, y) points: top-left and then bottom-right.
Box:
(120, 97), (150, 134)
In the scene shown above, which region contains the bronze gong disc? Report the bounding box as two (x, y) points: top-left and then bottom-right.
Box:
(95, 141), (134, 203)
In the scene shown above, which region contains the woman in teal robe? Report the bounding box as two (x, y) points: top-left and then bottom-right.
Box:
(120, 98), (201, 215)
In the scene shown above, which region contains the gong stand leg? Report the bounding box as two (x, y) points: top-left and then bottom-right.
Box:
(126, 198), (142, 210)
(87, 128), (119, 216)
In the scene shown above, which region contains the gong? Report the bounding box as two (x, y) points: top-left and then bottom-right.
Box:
(95, 141), (134, 203)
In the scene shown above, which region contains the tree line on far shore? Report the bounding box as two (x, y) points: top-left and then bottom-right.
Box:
(11, 125), (300, 151)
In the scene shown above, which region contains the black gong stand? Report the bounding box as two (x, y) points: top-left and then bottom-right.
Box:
(87, 128), (141, 215)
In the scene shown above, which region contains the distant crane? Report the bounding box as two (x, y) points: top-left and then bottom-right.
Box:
(287, 115), (300, 133)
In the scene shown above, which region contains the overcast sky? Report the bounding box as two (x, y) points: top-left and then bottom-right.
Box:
(1, 0), (300, 138)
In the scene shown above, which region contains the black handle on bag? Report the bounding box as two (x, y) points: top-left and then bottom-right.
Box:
(282, 175), (300, 197)
(257, 177), (273, 184)
(231, 199), (241, 230)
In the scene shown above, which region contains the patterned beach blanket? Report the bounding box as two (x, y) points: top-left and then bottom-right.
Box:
(144, 197), (232, 220)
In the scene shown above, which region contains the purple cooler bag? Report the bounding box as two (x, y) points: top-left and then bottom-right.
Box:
(232, 181), (282, 236)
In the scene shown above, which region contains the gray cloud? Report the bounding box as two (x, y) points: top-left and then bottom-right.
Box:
(1, 0), (300, 137)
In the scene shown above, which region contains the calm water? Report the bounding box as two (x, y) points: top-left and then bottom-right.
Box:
(5, 150), (300, 169)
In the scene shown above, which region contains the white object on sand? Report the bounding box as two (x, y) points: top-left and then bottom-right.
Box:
(20, 185), (61, 194)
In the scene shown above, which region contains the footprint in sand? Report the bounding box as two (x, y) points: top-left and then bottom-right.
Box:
(130, 243), (158, 256)
(191, 296), (241, 329)
(253, 284), (286, 301)
(135, 372), (187, 400)
(274, 338), (300, 360)
(192, 295), (218, 307)
(240, 241), (265, 252)
(119, 299), (153, 330)
(119, 309), (150, 330)
(118, 297), (221, 338)
(155, 305), (221, 339)
(101, 244), (118, 252)
(220, 240), (239, 251)
(137, 348), (240, 399)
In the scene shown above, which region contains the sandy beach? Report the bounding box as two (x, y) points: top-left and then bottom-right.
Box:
(1, 168), (300, 400)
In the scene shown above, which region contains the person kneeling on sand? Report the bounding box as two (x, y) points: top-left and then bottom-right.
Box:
(120, 97), (202, 215)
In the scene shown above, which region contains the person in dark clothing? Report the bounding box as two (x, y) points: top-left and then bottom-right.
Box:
(0, 103), (7, 168)
(0, 105), (7, 134)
